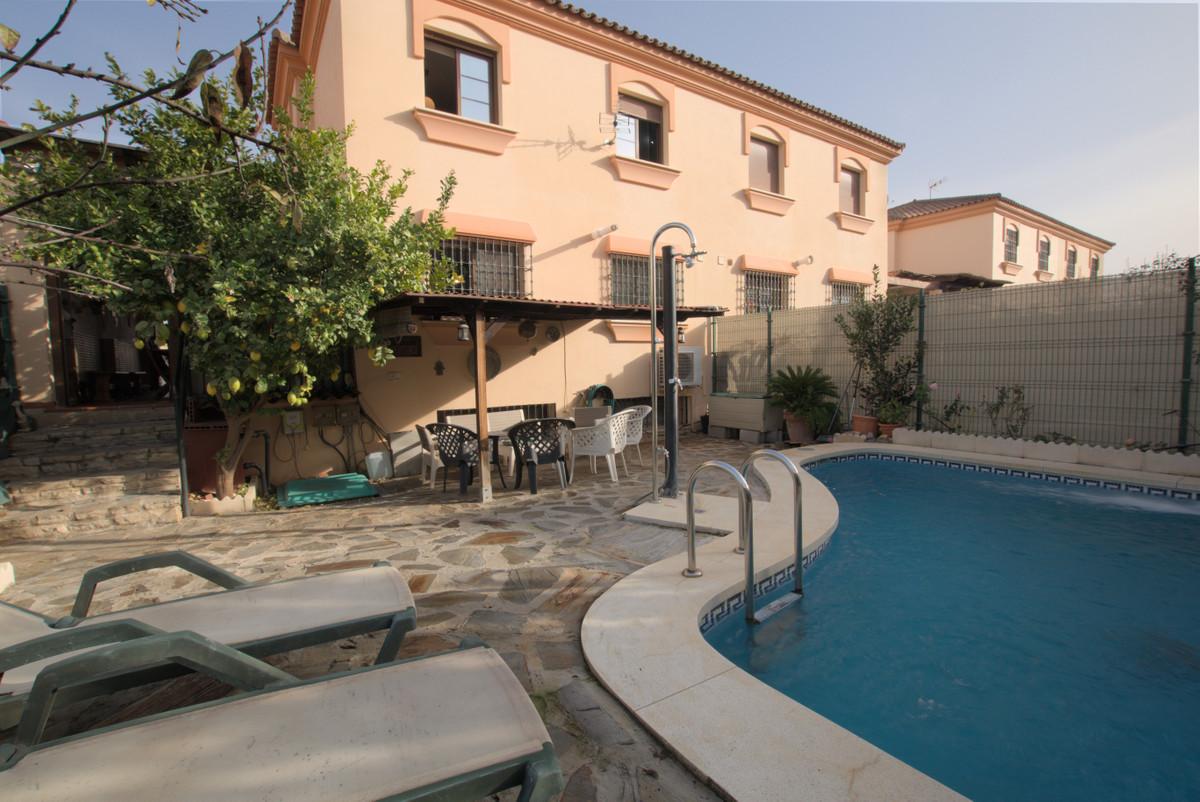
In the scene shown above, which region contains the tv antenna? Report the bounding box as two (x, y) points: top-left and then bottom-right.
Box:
(928, 177), (947, 198)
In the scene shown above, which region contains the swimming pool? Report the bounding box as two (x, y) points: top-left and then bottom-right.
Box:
(704, 457), (1200, 801)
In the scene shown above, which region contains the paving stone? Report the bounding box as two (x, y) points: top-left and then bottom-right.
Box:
(463, 608), (525, 638)
(465, 531), (530, 545)
(537, 639), (583, 672)
(387, 549), (420, 562)
(558, 679), (636, 747)
(498, 567), (562, 604)
(399, 563), (443, 571)
(500, 545), (541, 565)
(437, 547), (484, 568)
(406, 573), (436, 593)
(412, 590), (487, 607)
(561, 765), (597, 802)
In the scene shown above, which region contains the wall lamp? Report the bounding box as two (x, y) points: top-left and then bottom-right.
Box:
(457, 322), (470, 342)
(792, 255), (815, 268)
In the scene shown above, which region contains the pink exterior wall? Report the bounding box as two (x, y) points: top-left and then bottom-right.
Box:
(0, 265), (56, 405)
(890, 212), (995, 279)
(299, 0), (896, 440)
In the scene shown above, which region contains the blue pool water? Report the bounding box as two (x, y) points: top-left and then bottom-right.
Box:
(704, 459), (1200, 801)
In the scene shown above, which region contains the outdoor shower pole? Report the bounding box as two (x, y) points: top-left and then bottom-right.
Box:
(662, 245), (680, 497)
(647, 222), (699, 502)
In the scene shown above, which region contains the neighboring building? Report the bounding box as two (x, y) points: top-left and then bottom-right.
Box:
(259, 0), (903, 472)
(887, 194), (1114, 293)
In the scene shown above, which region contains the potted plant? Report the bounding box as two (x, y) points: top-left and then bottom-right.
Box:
(766, 365), (838, 444)
(835, 266), (919, 437)
(876, 399), (909, 439)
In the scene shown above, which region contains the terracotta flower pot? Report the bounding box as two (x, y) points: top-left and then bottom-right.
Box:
(878, 422), (901, 439)
(851, 414), (878, 436)
(783, 412), (814, 444)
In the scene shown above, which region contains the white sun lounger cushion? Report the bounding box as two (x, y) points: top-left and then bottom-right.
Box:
(1, 565), (414, 696)
(0, 647), (551, 801)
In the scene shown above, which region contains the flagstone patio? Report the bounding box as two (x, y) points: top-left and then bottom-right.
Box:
(1, 432), (762, 801)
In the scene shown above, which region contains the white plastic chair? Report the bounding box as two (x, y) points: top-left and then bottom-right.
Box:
(416, 424), (441, 490)
(623, 405), (653, 466)
(571, 411), (632, 483)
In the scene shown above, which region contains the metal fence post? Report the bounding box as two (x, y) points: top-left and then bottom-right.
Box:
(915, 289), (926, 431)
(765, 307), (773, 390)
(1178, 257), (1197, 450)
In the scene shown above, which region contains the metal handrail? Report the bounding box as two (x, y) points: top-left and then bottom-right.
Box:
(741, 449), (804, 596)
(682, 459), (757, 622)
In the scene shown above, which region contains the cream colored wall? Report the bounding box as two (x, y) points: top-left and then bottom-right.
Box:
(310, 0), (347, 130)
(318, 0), (890, 441)
(890, 212), (994, 279)
(891, 211), (1106, 287)
(0, 219), (56, 406)
(991, 214), (1104, 285)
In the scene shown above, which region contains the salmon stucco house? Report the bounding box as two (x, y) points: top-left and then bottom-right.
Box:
(255, 0), (904, 480)
(887, 194), (1114, 293)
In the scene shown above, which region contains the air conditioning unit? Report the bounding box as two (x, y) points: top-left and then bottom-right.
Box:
(657, 346), (704, 387)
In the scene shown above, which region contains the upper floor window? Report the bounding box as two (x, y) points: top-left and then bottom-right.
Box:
(1004, 224), (1019, 263)
(440, 236), (530, 298)
(1066, 248), (1077, 279)
(607, 253), (683, 306)
(839, 167), (863, 216)
(741, 270), (793, 313)
(1038, 236), (1051, 272)
(424, 36), (496, 124)
(828, 280), (864, 306)
(615, 94), (664, 164)
(749, 137), (781, 194)
(1090, 255), (1100, 278)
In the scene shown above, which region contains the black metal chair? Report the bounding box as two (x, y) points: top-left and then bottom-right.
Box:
(425, 423), (480, 495)
(508, 418), (576, 494)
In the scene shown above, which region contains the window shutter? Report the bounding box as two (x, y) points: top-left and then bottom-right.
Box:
(617, 94), (663, 123)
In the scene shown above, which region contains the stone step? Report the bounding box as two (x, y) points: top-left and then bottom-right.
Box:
(0, 444), (179, 481)
(9, 428), (177, 456)
(30, 405), (174, 430)
(7, 468), (181, 507)
(0, 494), (182, 540)
(12, 420), (177, 450)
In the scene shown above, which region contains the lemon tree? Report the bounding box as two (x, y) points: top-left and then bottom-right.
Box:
(5, 68), (455, 497)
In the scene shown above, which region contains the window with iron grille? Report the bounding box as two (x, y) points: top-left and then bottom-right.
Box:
(1066, 248), (1077, 279)
(827, 280), (864, 305)
(607, 254), (684, 306)
(1090, 255), (1100, 278)
(1038, 237), (1051, 272)
(1004, 225), (1019, 262)
(439, 236), (531, 298)
(740, 270), (794, 313)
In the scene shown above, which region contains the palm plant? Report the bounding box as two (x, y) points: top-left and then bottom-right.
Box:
(767, 365), (839, 441)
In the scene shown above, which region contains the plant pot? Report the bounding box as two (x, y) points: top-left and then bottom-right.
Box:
(851, 414), (878, 436)
(878, 422), (901, 439)
(783, 412), (814, 444)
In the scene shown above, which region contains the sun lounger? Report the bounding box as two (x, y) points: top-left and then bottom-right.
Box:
(0, 632), (564, 802)
(0, 551), (416, 727)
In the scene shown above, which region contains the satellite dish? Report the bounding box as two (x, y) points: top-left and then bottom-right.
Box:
(466, 346), (502, 381)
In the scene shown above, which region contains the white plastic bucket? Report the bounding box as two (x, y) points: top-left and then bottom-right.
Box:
(365, 450), (393, 481)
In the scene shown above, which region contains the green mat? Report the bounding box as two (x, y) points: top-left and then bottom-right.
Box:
(276, 473), (378, 508)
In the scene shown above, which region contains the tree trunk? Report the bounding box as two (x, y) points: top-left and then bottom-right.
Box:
(215, 413), (253, 499)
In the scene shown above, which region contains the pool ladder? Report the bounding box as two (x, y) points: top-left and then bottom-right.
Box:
(682, 449), (805, 624)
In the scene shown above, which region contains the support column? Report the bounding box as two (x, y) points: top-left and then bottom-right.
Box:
(1178, 257), (1196, 450)
(662, 246), (680, 498)
(473, 308), (493, 503)
(915, 289), (926, 431)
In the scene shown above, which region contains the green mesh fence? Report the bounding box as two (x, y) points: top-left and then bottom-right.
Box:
(712, 266), (1199, 449)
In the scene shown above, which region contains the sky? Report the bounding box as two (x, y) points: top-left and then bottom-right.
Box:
(1, 0), (1197, 270)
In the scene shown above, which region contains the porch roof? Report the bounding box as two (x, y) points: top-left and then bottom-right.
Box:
(384, 292), (726, 321)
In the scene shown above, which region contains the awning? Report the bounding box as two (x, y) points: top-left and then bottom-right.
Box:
(418, 210), (537, 243)
(739, 255), (797, 275)
(826, 267), (874, 285)
(382, 292), (725, 321)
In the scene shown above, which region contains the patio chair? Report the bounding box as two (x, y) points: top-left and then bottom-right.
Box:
(416, 424), (442, 490)
(571, 411), (633, 483)
(508, 418), (576, 494)
(623, 404), (654, 466)
(0, 551), (416, 728)
(0, 633), (564, 802)
(425, 422), (480, 495)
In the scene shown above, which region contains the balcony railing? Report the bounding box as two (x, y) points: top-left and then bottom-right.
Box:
(439, 236), (532, 298)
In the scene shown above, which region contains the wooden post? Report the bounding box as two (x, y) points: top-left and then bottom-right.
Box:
(473, 308), (493, 503)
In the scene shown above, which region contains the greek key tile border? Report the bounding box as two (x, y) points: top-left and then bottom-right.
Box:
(805, 452), (1200, 501)
(699, 536), (833, 634)
(699, 450), (1198, 635)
